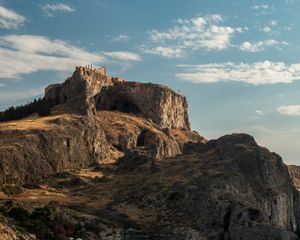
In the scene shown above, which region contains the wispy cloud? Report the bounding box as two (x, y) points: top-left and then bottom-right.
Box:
(284, 26), (293, 31)
(285, 0), (297, 4)
(259, 20), (278, 33)
(239, 39), (288, 52)
(260, 27), (272, 33)
(41, 3), (75, 17)
(144, 46), (183, 58)
(252, 4), (273, 10)
(112, 34), (130, 42)
(0, 83), (6, 87)
(256, 110), (265, 115)
(0, 35), (141, 79)
(176, 61), (300, 85)
(0, 5), (26, 29)
(102, 51), (141, 61)
(277, 105), (300, 116)
(251, 4), (275, 15)
(144, 14), (244, 58)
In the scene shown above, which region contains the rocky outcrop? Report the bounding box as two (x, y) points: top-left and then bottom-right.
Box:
(0, 114), (113, 183)
(45, 66), (122, 116)
(105, 134), (299, 239)
(0, 223), (34, 240)
(0, 111), (203, 183)
(97, 111), (205, 161)
(95, 81), (190, 129)
(289, 165), (300, 191)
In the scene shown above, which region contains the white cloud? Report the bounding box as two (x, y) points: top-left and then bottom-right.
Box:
(259, 20), (278, 33)
(0, 5), (26, 29)
(252, 5), (271, 10)
(261, 27), (272, 32)
(270, 20), (278, 26)
(41, 3), (75, 17)
(0, 35), (104, 78)
(284, 26), (293, 31)
(0, 83), (5, 87)
(0, 35), (141, 79)
(144, 46), (183, 58)
(239, 39), (288, 52)
(112, 34), (130, 42)
(277, 105), (300, 116)
(145, 14), (244, 58)
(176, 61), (300, 85)
(252, 4), (275, 14)
(102, 51), (141, 61)
(256, 110), (264, 115)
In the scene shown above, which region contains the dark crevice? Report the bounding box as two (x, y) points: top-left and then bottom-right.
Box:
(137, 130), (147, 146)
(223, 207), (231, 240)
(112, 144), (122, 151)
(109, 99), (140, 114)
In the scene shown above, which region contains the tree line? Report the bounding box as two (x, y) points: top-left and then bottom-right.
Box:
(0, 98), (56, 122)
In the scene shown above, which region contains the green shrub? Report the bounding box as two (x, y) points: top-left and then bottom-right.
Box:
(37, 102), (52, 117)
(22, 183), (40, 189)
(74, 222), (88, 239)
(31, 207), (52, 223)
(2, 185), (24, 196)
(8, 207), (30, 222)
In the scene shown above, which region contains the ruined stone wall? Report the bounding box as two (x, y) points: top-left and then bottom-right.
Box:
(45, 66), (117, 116)
(95, 66), (107, 75)
(95, 82), (191, 130)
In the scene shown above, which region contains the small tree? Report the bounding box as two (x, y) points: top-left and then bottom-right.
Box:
(37, 102), (52, 117)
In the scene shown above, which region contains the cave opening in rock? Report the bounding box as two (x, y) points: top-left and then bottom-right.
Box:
(223, 207), (231, 238)
(248, 208), (260, 221)
(137, 130), (147, 146)
(109, 98), (140, 114)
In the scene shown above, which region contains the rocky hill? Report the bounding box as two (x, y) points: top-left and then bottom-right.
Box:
(0, 66), (300, 239)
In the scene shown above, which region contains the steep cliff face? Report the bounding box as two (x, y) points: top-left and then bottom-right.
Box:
(289, 165), (300, 190)
(45, 66), (120, 116)
(0, 114), (113, 183)
(107, 134), (299, 239)
(95, 82), (190, 130)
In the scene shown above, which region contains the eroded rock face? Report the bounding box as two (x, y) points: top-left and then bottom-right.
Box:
(289, 165), (300, 191)
(0, 115), (113, 183)
(95, 82), (190, 130)
(97, 111), (205, 161)
(104, 134), (299, 239)
(0, 223), (35, 240)
(45, 66), (121, 116)
(0, 111), (202, 183)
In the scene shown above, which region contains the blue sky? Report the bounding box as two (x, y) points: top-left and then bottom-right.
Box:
(1, 0), (300, 164)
